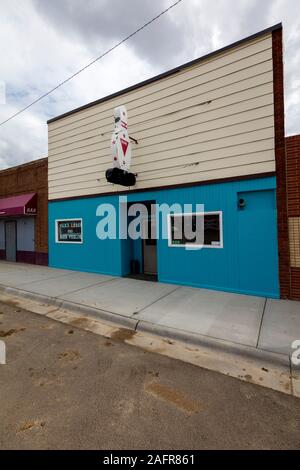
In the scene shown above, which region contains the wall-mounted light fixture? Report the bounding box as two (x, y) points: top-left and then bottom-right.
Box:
(238, 197), (246, 210)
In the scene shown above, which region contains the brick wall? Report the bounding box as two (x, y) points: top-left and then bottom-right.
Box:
(272, 27), (290, 298)
(0, 158), (48, 264)
(286, 135), (300, 299)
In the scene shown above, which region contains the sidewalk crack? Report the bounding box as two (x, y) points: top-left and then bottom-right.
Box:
(133, 286), (181, 316)
(56, 277), (118, 297)
(256, 298), (267, 349)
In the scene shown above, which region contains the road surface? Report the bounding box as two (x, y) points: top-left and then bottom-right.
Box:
(0, 300), (299, 450)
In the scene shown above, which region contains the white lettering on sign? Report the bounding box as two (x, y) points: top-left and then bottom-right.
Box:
(56, 219), (83, 244)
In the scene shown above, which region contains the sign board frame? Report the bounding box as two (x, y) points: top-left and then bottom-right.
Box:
(55, 218), (83, 244)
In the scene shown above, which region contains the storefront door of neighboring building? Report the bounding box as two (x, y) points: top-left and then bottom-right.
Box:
(237, 189), (279, 297)
(5, 220), (16, 262)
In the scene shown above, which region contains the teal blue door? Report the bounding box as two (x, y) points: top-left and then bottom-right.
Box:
(237, 189), (279, 298)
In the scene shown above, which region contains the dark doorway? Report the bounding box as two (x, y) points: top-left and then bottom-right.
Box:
(142, 213), (157, 275)
(126, 200), (158, 281)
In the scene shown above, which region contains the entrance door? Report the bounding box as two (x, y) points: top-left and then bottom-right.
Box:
(237, 189), (279, 297)
(142, 216), (157, 275)
(5, 221), (17, 262)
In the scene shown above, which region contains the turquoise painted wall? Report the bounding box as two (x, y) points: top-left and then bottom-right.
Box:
(48, 176), (279, 298)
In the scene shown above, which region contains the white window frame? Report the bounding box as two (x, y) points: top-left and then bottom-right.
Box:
(55, 218), (83, 244)
(167, 211), (223, 249)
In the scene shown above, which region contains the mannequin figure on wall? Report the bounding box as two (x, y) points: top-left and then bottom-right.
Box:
(106, 105), (136, 187)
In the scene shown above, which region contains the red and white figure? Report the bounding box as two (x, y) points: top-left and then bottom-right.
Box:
(111, 105), (132, 172)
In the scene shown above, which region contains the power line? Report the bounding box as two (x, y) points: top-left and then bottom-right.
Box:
(0, 0), (184, 128)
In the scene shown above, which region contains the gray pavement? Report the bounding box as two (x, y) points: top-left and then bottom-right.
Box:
(0, 261), (299, 360)
(258, 299), (300, 355)
(0, 302), (300, 450)
(62, 278), (178, 316)
(136, 286), (265, 347)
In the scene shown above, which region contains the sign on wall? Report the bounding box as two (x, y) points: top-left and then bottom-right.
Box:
(56, 219), (83, 243)
(106, 105), (136, 187)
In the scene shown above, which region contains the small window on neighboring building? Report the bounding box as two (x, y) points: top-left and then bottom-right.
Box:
(55, 219), (83, 244)
(168, 212), (223, 248)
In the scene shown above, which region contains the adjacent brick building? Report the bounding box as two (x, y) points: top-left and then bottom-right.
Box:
(272, 27), (290, 299)
(286, 134), (300, 299)
(0, 158), (48, 265)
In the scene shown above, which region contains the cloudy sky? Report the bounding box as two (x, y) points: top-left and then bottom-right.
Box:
(0, 0), (299, 169)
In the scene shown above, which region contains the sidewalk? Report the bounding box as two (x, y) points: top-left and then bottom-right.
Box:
(0, 261), (299, 394)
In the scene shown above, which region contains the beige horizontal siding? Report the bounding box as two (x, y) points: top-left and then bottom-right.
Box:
(48, 33), (275, 200)
(49, 124), (275, 181)
(49, 104), (274, 172)
(48, 69), (273, 156)
(48, 138), (274, 181)
(49, 34), (272, 133)
(49, 90), (274, 157)
(49, 64), (273, 153)
(49, 151), (275, 194)
(49, 161), (276, 200)
(49, 115), (274, 170)
(48, 83), (274, 168)
(49, 149), (275, 188)
(49, 85), (274, 168)
(49, 47), (272, 143)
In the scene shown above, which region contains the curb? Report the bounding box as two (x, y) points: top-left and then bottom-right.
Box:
(0, 284), (138, 330)
(136, 320), (290, 368)
(0, 284), (63, 307)
(59, 299), (138, 330)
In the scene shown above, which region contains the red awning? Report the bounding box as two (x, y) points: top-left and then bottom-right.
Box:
(0, 193), (37, 217)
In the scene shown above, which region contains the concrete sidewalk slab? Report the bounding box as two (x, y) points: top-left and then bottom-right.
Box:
(258, 299), (300, 355)
(136, 287), (265, 347)
(0, 262), (71, 287)
(1, 260), (300, 387)
(15, 271), (115, 297)
(60, 277), (179, 317)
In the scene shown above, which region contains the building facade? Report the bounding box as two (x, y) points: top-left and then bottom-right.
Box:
(47, 24), (289, 299)
(0, 158), (48, 265)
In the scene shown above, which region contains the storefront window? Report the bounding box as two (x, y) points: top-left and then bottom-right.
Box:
(168, 212), (223, 248)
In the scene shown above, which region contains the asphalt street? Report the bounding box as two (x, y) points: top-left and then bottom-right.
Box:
(0, 300), (299, 450)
